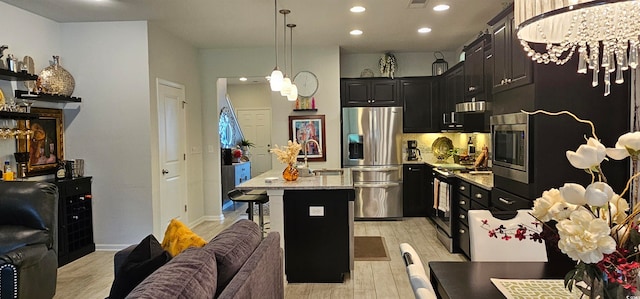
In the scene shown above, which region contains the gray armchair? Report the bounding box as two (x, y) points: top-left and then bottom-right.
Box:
(0, 181), (59, 299)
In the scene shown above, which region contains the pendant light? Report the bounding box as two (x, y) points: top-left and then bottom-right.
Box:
(269, 0), (283, 91)
(279, 9), (292, 96)
(287, 23), (298, 101)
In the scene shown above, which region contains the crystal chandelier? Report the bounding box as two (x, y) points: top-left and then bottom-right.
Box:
(514, 0), (640, 96)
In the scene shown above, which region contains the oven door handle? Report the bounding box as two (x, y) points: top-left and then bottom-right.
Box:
(354, 182), (399, 189)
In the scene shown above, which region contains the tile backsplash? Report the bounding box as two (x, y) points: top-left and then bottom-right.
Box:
(402, 132), (491, 163)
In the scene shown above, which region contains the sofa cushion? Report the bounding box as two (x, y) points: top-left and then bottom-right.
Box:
(207, 219), (262, 297)
(126, 245), (217, 299)
(161, 219), (207, 256)
(0, 226), (50, 255)
(108, 234), (172, 299)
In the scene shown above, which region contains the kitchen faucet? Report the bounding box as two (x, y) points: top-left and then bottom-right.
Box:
(302, 139), (320, 169)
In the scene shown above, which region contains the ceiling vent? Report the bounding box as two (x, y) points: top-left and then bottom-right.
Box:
(408, 0), (429, 9)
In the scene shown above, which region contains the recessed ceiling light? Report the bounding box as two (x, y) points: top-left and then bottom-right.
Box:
(433, 4), (450, 11)
(418, 27), (432, 34)
(350, 29), (363, 36)
(350, 6), (366, 13)
(239, 77), (248, 81)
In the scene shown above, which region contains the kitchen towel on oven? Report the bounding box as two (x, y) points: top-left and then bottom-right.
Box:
(433, 177), (440, 209)
(438, 181), (450, 212)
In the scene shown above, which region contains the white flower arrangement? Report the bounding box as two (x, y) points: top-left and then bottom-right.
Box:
(525, 109), (640, 297)
(269, 140), (302, 165)
(379, 52), (397, 79)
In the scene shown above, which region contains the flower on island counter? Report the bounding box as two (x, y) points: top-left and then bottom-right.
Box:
(269, 140), (302, 165)
(565, 137), (607, 170)
(556, 209), (616, 264)
(606, 131), (640, 160)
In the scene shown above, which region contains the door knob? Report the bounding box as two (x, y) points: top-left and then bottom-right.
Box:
(162, 169), (169, 175)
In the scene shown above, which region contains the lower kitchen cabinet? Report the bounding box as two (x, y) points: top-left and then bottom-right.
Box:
(456, 179), (490, 259)
(403, 164), (432, 217)
(54, 176), (95, 267)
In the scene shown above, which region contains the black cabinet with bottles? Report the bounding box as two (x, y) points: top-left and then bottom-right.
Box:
(403, 164), (432, 217)
(341, 78), (400, 107)
(53, 176), (95, 266)
(489, 3), (532, 94)
(401, 77), (439, 133)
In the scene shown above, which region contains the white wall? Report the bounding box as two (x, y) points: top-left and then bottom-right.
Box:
(228, 84), (271, 109)
(199, 46), (341, 218)
(147, 23), (204, 232)
(0, 2), (62, 164)
(340, 51), (459, 78)
(61, 21), (153, 248)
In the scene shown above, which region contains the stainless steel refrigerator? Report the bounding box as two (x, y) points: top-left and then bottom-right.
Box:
(342, 107), (403, 219)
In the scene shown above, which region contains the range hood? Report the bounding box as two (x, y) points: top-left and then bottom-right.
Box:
(455, 101), (490, 113)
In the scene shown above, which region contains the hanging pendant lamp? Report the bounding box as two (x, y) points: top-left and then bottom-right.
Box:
(279, 9), (292, 96)
(287, 23), (298, 101)
(269, 0), (283, 91)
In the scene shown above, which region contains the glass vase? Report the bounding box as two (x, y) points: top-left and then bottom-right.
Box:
(282, 163), (299, 181)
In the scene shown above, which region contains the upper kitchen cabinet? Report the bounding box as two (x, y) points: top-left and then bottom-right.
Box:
(463, 34), (493, 104)
(441, 62), (465, 115)
(401, 77), (439, 133)
(489, 3), (532, 94)
(341, 78), (400, 107)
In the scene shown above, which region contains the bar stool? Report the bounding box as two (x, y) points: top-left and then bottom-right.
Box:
(227, 189), (269, 235)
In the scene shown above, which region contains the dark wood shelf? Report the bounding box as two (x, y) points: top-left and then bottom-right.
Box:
(0, 69), (37, 81)
(0, 111), (38, 120)
(15, 90), (82, 103)
(293, 109), (317, 112)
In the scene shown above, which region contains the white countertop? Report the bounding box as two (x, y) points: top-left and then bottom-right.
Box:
(236, 168), (354, 190)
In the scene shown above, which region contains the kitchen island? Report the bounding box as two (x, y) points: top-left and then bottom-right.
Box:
(236, 168), (355, 283)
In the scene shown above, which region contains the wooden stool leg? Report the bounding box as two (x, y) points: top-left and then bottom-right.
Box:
(247, 202), (254, 221)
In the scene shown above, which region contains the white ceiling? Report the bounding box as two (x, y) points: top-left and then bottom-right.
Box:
(1, 0), (511, 53)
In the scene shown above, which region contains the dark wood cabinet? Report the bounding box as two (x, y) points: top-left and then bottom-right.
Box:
(341, 78), (400, 107)
(455, 179), (490, 259)
(489, 4), (532, 94)
(54, 176), (95, 267)
(403, 164), (432, 217)
(464, 39), (486, 97)
(401, 77), (439, 133)
(440, 62), (464, 120)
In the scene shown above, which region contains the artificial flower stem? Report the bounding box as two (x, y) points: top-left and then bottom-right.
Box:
(520, 109), (599, 141)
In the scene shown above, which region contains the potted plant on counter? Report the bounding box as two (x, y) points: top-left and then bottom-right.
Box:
(238, 139), (255, 160)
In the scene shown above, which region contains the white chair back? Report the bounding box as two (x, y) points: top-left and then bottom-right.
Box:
(399, 243), (436, 299)
(468, 209), (547, 262)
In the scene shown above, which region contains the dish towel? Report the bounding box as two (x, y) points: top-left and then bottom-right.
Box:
(438, 182), (449, 213)
(433, 177), (440, 210)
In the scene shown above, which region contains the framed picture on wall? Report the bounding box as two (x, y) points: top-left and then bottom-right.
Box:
(17, 107), (64, 176)
(288, 115), (326, 162)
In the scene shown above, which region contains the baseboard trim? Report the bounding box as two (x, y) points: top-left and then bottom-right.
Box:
(96, 244), (132, 251)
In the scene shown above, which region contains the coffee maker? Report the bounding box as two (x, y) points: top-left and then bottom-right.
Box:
(407, 140), (421, 161)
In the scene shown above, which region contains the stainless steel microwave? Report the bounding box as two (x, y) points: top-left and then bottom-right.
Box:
(490, 112), (529, 184)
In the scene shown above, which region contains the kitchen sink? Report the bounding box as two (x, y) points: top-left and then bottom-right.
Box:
(312, 169), (344, 176)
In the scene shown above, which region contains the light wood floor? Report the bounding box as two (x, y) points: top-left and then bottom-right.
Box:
(54, 205), (466, 299)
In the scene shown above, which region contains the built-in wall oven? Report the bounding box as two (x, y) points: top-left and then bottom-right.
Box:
(491, 112), (529, 184)
(431, 168), (455, 252)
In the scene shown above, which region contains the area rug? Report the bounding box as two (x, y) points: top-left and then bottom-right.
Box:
(354, 236), (391, 261)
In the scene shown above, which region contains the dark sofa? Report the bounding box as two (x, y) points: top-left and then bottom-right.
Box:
(115, 219), (283, 299)
(0, 181), (59, 299)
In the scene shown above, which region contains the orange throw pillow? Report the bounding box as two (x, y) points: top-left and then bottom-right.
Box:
(161, 219), (207, 256)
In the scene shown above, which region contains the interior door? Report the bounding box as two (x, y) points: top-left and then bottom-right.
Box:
(157, 80), (187, 227)
(237, 108), (272, 177)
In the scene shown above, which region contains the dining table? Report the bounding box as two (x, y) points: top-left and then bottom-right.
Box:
(428, 261), (568, 299)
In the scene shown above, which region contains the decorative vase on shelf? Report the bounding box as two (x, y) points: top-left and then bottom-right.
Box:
(282, 163), (299, 181)
(37, 55), (75, 96)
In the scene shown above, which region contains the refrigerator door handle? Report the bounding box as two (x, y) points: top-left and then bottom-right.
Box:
(354, 182), (400, 188)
